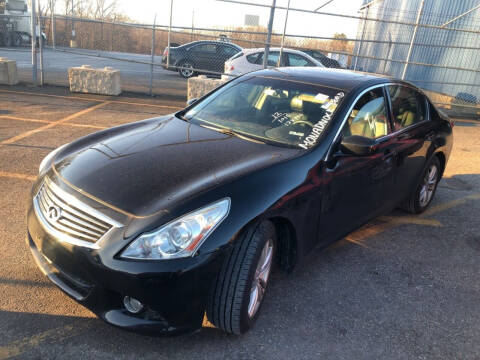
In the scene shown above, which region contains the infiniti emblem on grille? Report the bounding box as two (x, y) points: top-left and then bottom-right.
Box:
(47, 205), (62, 222)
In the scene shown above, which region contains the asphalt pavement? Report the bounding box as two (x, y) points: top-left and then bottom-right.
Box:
(0, 47), (187, 98)
(0, 86), (479, 359)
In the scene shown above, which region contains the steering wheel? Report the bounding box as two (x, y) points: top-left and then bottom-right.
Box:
(291, 119), (315, 128)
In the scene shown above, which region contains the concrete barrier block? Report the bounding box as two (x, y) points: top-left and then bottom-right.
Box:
(0, 57), (19, 85)
(68, 65), (121, 96)
(188, 76), (229, 100)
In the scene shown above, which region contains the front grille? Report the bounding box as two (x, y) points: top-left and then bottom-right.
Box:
(33, 177), (120, 248)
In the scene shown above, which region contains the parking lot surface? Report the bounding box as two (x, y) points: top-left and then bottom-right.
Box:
(0, 85), (479, 359)
(0, 48), (187, 97)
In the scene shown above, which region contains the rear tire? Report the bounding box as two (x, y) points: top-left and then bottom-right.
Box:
(207, 221), (276, 334)
(3, 32), (12, 47)
(178, 60), (196, 79)
(400, 155), (441, 214)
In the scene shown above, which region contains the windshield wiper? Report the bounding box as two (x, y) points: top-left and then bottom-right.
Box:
(199, 124), (265, 144)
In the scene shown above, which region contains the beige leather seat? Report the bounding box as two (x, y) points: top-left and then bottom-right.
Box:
(349, 114), (387, 139)
(397, 111), (415, 127)
(375, 120), (387, 137)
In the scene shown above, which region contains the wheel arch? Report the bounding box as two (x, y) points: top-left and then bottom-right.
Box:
(433, 151), (446, 179)
(268, 216), (298, 272)
(179, 58), (196, 68)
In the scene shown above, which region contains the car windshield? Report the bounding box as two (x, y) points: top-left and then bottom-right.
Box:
(183, 76), (345, 149)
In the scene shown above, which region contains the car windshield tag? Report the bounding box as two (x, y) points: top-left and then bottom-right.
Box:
(298, 91), (345, 150)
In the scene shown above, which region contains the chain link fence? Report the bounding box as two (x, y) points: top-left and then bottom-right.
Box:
(0, 0), (479, 118)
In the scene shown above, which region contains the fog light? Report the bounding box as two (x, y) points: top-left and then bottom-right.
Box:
(123, 296), (144, 314)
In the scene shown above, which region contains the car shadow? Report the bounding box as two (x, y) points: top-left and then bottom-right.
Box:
(0, 277), (56, 288)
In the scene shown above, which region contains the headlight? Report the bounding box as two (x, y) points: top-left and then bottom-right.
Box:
(39, 144), (66, 174)
(121, 198), (230, 260)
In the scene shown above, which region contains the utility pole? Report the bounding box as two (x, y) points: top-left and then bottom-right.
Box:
(263, 0), (276, 69)
(31, 0), (37, 85)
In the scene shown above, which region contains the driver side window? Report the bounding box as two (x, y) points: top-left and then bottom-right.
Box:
(342, 88), (389, 139)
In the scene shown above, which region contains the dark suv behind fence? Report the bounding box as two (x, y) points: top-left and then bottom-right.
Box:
(301, 49), (343, 68)
(162, 40), (242, 78)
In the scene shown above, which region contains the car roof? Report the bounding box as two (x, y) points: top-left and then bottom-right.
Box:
(183, 40), (242, 49)
(248, 67), (400, 93)
(244, 47), (311, 55)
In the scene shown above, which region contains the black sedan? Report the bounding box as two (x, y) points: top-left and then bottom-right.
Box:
(161, 40), (242, 78)
(27, 68), (453, 335)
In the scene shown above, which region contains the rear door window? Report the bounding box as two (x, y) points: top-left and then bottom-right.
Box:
(286, 53), (314, 67)
(220, 45), (240, 57)
(246, 53), (261, 64)
(255, 51), (281, 66)
(193, 43), (217, 53)
(388, 85), (427, 130)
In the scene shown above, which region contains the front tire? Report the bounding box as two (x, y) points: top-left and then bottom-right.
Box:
(401, 156), (441, 214)
(207, 221), (276, 334)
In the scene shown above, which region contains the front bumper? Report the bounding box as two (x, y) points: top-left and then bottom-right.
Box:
(26, 202), (225, 335)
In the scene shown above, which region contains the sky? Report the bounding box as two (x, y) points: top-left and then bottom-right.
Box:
(116, 0), (364, 38)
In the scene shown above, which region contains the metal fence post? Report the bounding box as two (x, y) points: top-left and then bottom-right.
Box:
(38, 8), (44, 85)
(71, 0), (75, 46)
(31, 0), (37, 85)
(191, 9), (194, 41)
(401, 0), (425, 80)
(167, 0), (173, 69)
(263, 0), (276, 69)
(111, 15), (116, 51)
(149, 14), (157, 96)
(354, 5), (369, 71)
(278, 0), (290, 67)
(51, 11), (56, 50)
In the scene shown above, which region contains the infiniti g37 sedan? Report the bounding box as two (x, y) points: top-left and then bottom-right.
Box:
(27, 68), (453, 335)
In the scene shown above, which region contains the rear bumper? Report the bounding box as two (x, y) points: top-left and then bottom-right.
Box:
(26, 203), (226, 335)
(161, 57), (176, 71)
(161, 64), (176, 71)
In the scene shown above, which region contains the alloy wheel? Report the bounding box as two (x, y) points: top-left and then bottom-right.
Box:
(180, 62), (194, 78)
(248, 238), (274, 319)
(419, 164), (438, 207)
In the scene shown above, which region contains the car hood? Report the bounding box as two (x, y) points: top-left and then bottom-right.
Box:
(54, 115), (301, 217)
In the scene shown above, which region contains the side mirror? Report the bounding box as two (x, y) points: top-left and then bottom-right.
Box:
(339, 135), (377, 156)
(186, 98), (198, 107)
